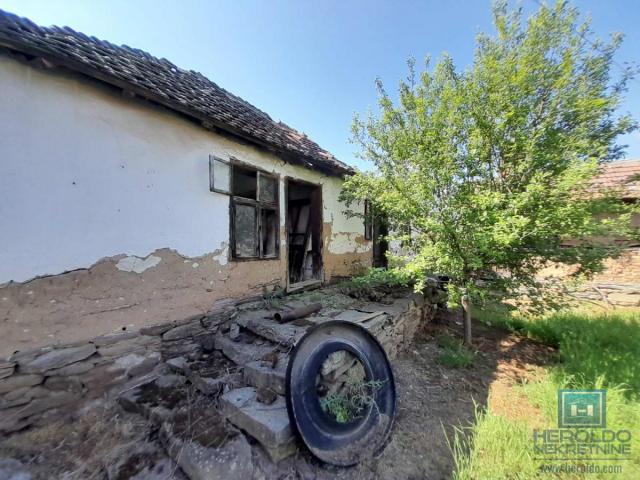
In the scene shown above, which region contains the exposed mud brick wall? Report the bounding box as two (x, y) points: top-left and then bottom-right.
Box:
(538, 248), (640, 307)
(0, 305), (236, 435)
(0, 249), (282, 358)
(322, 223), (372, 283)
(323, 251), (372, 282)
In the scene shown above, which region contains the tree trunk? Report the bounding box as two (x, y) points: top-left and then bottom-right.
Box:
(461, 294), (472, 346)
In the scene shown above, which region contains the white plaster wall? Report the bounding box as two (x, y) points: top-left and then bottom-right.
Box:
(0, 55), (369, 283)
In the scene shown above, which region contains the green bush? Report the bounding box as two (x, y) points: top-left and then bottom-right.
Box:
(342, 267), (412, 289)
(338, 267), (413, 299)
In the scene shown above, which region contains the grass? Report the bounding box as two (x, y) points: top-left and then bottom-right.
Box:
(475, 305), (640, 396)
(436, 334), (476, 368)
(450, 407), (540, 480)
(451, 306), (640, 479)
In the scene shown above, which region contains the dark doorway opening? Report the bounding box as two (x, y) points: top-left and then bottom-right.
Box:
(287, 179), (323, 289)
(372, 216), (389, 268)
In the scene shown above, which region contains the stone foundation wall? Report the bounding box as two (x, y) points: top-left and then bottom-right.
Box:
(373, 294), (434, 360)
(0, 290), (434, 437)
(0, 304), (235, 435)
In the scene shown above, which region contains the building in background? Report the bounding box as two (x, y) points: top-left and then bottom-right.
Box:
(540, 159), (640, 306)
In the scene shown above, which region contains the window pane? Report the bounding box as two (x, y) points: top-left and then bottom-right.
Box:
(234, 203), (257, 257)
(261, 208), (278, 257)
(232, 166), (257, 199)
(209, 156), (230, 193)
(259, 174), (277, 204)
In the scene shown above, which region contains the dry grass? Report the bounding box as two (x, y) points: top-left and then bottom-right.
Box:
(0, 404), (155, 479)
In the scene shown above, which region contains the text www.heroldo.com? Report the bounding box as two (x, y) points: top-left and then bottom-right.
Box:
(539, 463), (623, 475)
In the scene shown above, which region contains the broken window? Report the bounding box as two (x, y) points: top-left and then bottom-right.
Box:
(261, 208), (278, 257)
(259, 174), (277, 203)
(233, 202), (258, 257)
(232, 165), (257, 199)
(209, 156), (231, 194)
(209, 156), (279, 259)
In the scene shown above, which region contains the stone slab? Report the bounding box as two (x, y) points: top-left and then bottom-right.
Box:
(162, 424), (253, 480)
(139, 323), (174, 337)
(92, 331), (139, 347)
(235, 314), (307, 347)
(334, 309), (385, 323)
(0, 391), (75, 431)
(0, 374), (43, 395)
(166, 356), (190, 375)
(243, 360), (287, 396)
(19, 344), (96, 374)
(162, 321), (207, 341)
(214, 336), (275, 366)
(96, 343), (146, 360)
(43, 376), (83, 393)
(220, 387), (294, 460)
(44, 359), (96, 377)
(0, 362), (15, 379)
(1, 386), (49, 409)
(191, 373), (243, 396)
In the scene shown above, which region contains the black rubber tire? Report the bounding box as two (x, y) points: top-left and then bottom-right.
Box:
(285, 320), (396, 466)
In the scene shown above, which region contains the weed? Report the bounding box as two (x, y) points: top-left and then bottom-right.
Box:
(262, 286), (286, 309)
(320, 379), (385, 423)
(436, 334), (476, 368)
(338, 267), (411, 299)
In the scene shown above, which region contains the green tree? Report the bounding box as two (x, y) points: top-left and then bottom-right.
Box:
(341, 0), (637, 343)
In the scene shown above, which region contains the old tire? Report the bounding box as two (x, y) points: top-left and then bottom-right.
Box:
(285, 320), (396, 466)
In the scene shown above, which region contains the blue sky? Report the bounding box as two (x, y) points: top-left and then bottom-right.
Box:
(1, 0), (638, 170)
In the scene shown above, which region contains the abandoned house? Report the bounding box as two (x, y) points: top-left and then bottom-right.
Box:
(539, 159), (640, 306)
(0, 10), (376, 358)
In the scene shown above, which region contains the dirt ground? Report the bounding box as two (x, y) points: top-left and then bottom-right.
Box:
(0, 315), (556, 480)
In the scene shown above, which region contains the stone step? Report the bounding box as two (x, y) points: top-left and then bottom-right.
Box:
(220, 387), (296, 462)
(243, 358), (287, 396)
(214, 335), (277, 367)
(161, 408), (254, 480)
(235, 312), (308, 348)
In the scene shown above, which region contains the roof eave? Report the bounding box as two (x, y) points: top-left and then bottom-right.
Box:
(0, 35), (353, 178)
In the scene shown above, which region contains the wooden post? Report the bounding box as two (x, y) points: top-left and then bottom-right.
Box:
(461, 294), (472, 346)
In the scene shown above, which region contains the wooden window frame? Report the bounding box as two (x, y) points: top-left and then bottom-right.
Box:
(209, 155), (231, 195)
(364, 199), (373, 241)
(210, 156), (280, 261)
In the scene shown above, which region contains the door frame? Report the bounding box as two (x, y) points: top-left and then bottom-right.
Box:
(284, 177), (324, 292)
